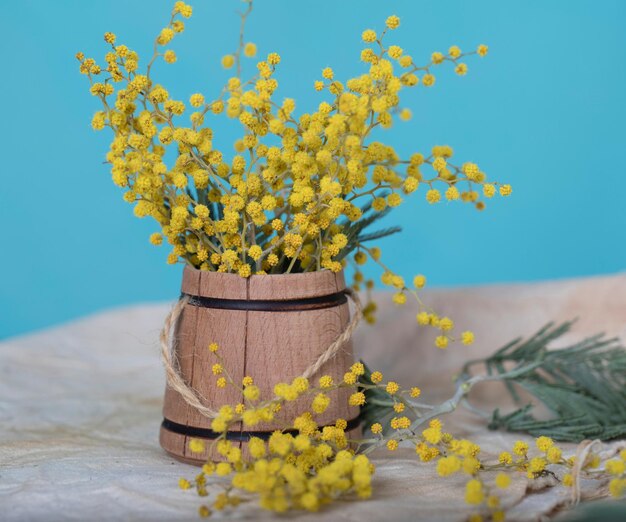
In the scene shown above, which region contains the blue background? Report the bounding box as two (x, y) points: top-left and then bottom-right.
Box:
(1, 0), (625, 339)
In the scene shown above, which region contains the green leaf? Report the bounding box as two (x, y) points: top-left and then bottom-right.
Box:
(470, 322), (626, 441)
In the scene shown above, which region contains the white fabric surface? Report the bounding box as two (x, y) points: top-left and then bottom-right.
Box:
(1, 273), (624, 521)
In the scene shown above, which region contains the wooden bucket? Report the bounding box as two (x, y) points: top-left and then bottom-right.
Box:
(159, 266), (359, 464)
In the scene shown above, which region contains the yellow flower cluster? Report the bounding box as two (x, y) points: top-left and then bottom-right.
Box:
(356, 365), (626, 521)
(350, 251), (475, 346)
(496, 436), (563, 479)
(79, 1), (510, 337)
(452, 436), (626, 521)
(606, 450), (626, 498)
(180, 343), (373, 515)
(432, 432), (619, 521)
(187, 435), (372, 514)
(180, 344), (626, 519)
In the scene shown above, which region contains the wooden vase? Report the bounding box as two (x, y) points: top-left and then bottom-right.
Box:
(159, 266), (360, 465)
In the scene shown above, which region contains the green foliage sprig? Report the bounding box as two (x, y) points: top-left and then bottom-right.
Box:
(360, 321), (626, 442)
(461, 321), (626, 441)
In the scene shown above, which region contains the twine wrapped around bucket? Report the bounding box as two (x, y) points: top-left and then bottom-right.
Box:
(160, 287), (362, 420)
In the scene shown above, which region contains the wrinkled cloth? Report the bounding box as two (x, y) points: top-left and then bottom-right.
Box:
(1, 273), (625, 522)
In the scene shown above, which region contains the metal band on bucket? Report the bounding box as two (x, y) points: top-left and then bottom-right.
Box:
(181, 290), (348, 312)
(161, 416), (361, 442)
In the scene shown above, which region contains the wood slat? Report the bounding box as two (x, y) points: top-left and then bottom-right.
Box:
(182, 306), (247, 460)
(161, 273), (200, 460)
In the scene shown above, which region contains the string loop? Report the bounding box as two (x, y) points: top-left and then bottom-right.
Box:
(160, 288), (362, 419)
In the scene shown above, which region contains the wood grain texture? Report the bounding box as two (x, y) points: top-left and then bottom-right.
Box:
(244, 304), (356, 431)
(162, 300), (198, 423)
(160, 267), (358, 465)
(198, 269), (247, 299)
(180, 265), (200, 296)
(161, 274), (199, 459)
(248, 270), (340, 300)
